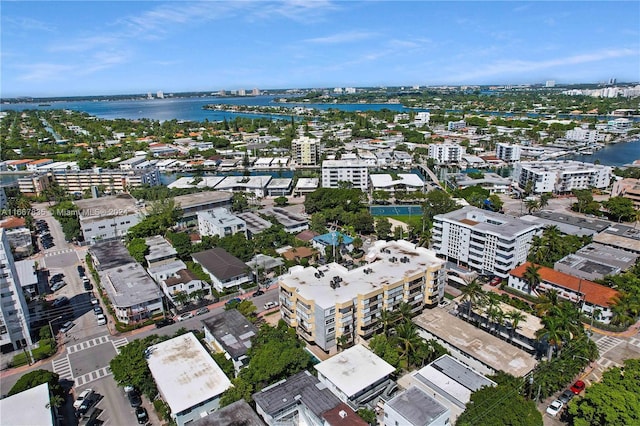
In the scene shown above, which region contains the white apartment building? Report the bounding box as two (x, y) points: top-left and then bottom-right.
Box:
(414, 111), (431, 126)
(428, 144), (463, 164)
(292, 136), (319, 166)
(43, 167), (160, 195)
(321, 160), (369, 191)
(197, 208), (247, 238)
(432, 206), (543, 278)
(512, 161), (612, 194)
(0, 229), (32, 352)
(495, 143), (521, 162)
(0, 187), (7, 211)
(565, 127), (601, 143)
(278, 240), (446, 352)
(447, 120), (466, 131)
(75, 194), (142, 243)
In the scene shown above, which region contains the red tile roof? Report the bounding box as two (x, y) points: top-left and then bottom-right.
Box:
(0, 217), (27, 229)
(322, 403), (368, 426)
(510, 262), (619, 307)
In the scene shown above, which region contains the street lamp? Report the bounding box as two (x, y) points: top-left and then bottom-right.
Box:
(48, 316), (62, 340)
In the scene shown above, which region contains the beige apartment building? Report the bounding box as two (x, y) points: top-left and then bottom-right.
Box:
(278, 240), (446, 352)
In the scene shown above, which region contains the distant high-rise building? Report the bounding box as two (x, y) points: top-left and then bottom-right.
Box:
(333, 87), (343, 94)
(345, 87), (356, 94)
(292, 136), (319, 166)
(218, 89), (226, 96)
(545, 80), (555, 88)
(156, 91), (164, 99)
(0, 229), (32, 353)
(252, 88), (260, 96)
(238, 89), (246, 96)
(496, 143), (521, 162)
(147, 92), (153, 99)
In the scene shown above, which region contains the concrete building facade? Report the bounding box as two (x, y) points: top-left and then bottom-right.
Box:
(512, 161), (611, 194)
(322, 160), (369, 191)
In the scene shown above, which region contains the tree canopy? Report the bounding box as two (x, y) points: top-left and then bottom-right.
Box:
(8, 369), (62, 398)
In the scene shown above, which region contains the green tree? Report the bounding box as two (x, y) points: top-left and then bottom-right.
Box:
(273, 196), (288, 207)
(460, 279), (486, 319)
(375, 217), (392, 240)
(110, 337), (158, 398)
(8, 369), (62, 397)
(231, 193), (249, 212)
(166, 232), (192, 260)
(219, 377), (254, 406)
(127, 238), (149, 264)
(422, 189), (460, 220)
(456, 372), (542, 426)
(568, 359), (640, 426)
(602, 196), (637, 223)
(523, 264), (542, 294)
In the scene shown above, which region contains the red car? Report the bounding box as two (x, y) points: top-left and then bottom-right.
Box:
(570, 380), (585, 394)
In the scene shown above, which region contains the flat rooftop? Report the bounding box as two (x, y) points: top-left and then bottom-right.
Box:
(574, 243), (639, 270)
(90, 240), (135, 271)
(436, 206), (541, 237)
(191, 400), (265, 426)
(260, 207), (307, 228)
(172, 191), (233, 210)
(147, 333), (232, 415)
(101, 262), (163, 308)
(145, 235), (177, 262)
(75, 194), (139, 220)
(168, 176), (225, 189)
(369, 173), (424, 188)
(279, 240), (445, 310)
(532, 211), (612, 232)
(315, 344), (395, 398)
(0, 382), (53, 426)
(266, 178), (292, 189)
(413, 355), (495, 409)
(413, 310), (537, 377)
(295, 178), (319, 190)
(198, 207), (245, 227)
(216, 175), (272, 190)
(385, 386), (448, 425)
(236, 212), (272, 235)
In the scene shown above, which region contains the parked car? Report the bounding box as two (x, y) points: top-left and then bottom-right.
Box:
(90, 297), (99, 305)
(177, 312), (194, 321)
(52, 296), (69, 307)
(124, 386), (142, 408)
(546, 399), (564, 416)
(93, 306), (103, 316)
(195, 307), (209, 316)
(60, 321), (75, 333)
(77, 265), (86, 275)
(77, 392), (100, 417)
(225, 298), (241, 307)
(96, 314), (107, 326)
(50, 273), (64, 281)
(559, 389), (575, 404)
(50, 281), (66, 292)
(570, 380), (586, 394)
(73, 388), (94, 409)
(264, 301), (279, 310)
(155, 318), (175, 328)
(252, 290), (264, 297)
(135, 406), (149, 424)
(83, 280), (93, 291)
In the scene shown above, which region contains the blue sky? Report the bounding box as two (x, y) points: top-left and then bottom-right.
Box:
(2, 1), (639, 97)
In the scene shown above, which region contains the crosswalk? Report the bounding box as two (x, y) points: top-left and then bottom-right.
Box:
(595, 336), (622, 355)
(68, 335), (111, 354)
(597, 358), (622, 369)
(628, 337), (640, 350)
(111, 337), (129, 353)
(75, 366), (112, 387)
(44, 249), (75, 257)
(52, 357), (73, 381)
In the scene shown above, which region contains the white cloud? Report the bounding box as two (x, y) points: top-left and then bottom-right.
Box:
(304, 30), (377, 44)
(447, 48), (638, 82)
(3, 17), (56, 32)
(17, 63), (75, 82)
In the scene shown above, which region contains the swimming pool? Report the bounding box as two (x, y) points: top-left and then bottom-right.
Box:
(369, 205), (423, 216)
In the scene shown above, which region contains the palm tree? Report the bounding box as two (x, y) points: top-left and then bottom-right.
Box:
(379, 309), (396, 337)
(535, 289), (561, 316)
(525, 199), (539, 214)
(523, 264), (542, 295)
(539, 192), (553, 210)
(395, 302), (413, 325)
(460, 279), (486, 321)
(507, 310), (526, 340)
(535, 316), (568, 360)
(395, 321), (421, 366)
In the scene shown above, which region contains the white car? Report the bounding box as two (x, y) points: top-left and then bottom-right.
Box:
(96, 314), (107, 326)
(73, 388), (94, 409)
(177, 312), (194, 321)
(546, 399), (564, 416)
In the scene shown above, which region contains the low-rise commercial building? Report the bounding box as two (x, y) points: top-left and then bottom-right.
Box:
(260, 207), (308, 233)
(315, 344), (395, 409)
(146, 332), (232, 426)
(554, 243), (639, 281)
(384, 386), (450, 426)
(278, 240), (446, 351)
(0, 216), (33, 259)
(0, 382), (56, 426)
(413, 311), (537, 377)
(449, 172), (512, 194)
(512, 161), (611, 194)
(89, 241), (164, 324)
(508, 262), (620, 324)
(173, 191), (233, 224)
(215, 176), (272, 198)
(236, 212), (272, 238)
(294, 178), (319, 197)
(369, 173), (425, 195)
(593, 224), (640, 254)
(432, 206), (542, 278)
(76, 194), (141, 243)
(266, 178), (293, 196)
(203, 309), (258, 375)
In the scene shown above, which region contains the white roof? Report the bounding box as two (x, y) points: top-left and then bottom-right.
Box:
(167, 176), (225, 189)
(15, 259), (38, 287)
(295, 178), (319, 190)
(146, 332), (232, 414)
(280, 240), (445, 309)
(369, 173), (424, 188)
(315, 344), (395, 398)
(216, 175), (272, 190)
(0, 382), (53, 426)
